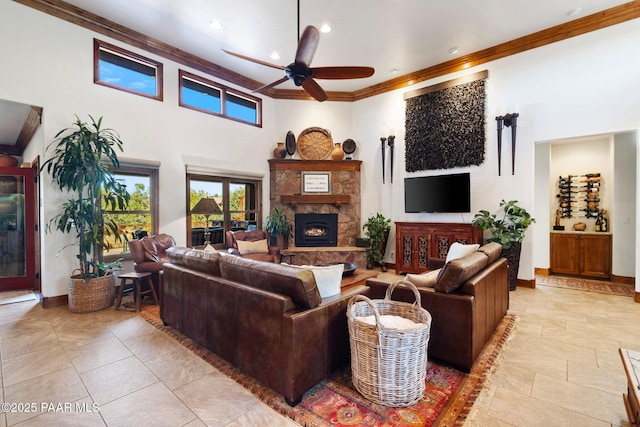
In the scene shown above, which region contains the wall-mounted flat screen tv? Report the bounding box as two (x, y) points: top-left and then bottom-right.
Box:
(404, 172), (471, 213)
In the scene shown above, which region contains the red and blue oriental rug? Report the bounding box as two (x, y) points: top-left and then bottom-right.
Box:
(140, 306), (516, 427)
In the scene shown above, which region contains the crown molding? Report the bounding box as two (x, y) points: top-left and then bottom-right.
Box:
(15, 0), (640, 103)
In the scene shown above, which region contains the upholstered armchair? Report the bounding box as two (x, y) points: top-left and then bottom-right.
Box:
(128, 233), (176, 295)
(225, 229), (280, 263)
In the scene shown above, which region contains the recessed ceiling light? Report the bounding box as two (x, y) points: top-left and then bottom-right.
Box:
(449, 46), (460, 54)
(270, 51), (280, 60)
(320, 24), (332, 33)
(210, 19), (223, 29)
(566, 8), (582, 17)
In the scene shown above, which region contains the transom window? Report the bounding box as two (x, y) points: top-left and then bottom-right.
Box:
(187, 174), (261, 247)
(94, 39), (163, 100)
(179, 70), (262, 127)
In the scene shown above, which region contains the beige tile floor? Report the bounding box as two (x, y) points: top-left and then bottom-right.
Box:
(0, 274), (637, 426)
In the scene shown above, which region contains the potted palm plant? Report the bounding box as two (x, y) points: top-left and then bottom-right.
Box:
(472, 199), (535, 290)
(42, 115), (130, 312)
(363, 213), (391, 271)
(265, 207), (292, 249)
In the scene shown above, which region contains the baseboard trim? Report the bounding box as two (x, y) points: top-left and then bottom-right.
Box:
(534, 268), (550, 276)
(41, 294), (68, 308)
(612, 275), (635, 286)
(517, 278), (536, 289)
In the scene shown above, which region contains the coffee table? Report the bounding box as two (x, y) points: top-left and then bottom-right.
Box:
(341, 269), (378, 290)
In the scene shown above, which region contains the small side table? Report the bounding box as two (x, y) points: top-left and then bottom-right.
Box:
(280, 252), (295, 264)
(115, 271), (158, 312)
(620, 348), (640, 426)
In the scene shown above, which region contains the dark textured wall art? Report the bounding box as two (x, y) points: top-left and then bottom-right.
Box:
(404, 72), (487, 172)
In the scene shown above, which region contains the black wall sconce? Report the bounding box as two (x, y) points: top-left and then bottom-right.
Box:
(495, 112), (519, 175)
(380, 129), (396, 183)
(380, 135), (387, 184)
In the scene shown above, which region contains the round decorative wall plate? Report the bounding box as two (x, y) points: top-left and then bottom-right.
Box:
(342, 138), (356, 157)
(297, 127), (333, 160)
(285, 131), (296, 156)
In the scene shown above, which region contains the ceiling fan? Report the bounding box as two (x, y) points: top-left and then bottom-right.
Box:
(222, 10), (374, 102)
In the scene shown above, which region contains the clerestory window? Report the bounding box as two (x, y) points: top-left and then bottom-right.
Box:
(94, 39), (163, 101)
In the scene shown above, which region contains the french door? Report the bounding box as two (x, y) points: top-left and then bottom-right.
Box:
(0, 167), (35, 291)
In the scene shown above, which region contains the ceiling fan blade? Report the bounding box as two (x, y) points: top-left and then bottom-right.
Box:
(301, 78), (328, 102)
(295, 26), (320, 66)
(311, 66), (375, 80)
(222, 49), (287, 71)
(253, 76), (289, 93)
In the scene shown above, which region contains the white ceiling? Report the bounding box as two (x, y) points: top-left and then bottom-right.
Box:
(59, 0), (632, 92)
(0, 0), (632, 149)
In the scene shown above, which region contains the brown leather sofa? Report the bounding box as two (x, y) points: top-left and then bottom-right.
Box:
(161, 246), (369, 405)
(225, 229), (280, 263)
(128, 233), (175, 296)
(366, 242), (509, 372)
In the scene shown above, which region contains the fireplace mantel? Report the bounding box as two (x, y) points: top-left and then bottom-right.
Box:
(268, 159), (361, 171)
(281, 194), (350, 207)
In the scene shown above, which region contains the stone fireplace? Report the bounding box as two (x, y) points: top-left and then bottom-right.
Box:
(269, 159), (366, 268)
(295, 213), (338, 247)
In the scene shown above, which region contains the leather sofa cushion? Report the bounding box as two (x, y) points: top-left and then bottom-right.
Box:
(141, 237), (159, 262)
(435, 251), (489, 293)
(220, 255), (321, 309)
(166, 246), (222, 276)
(477, 242), (503, 264)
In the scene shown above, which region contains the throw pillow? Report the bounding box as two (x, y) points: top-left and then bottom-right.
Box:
(236, 239), (269, 255)
(203, 244), (216, 252)
(445, 242), (480, 263)
(405, 269), (440, 288)
(309, 263), (344, 298)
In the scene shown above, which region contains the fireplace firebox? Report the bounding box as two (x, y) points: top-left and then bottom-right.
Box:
(295, 213), (338, 247)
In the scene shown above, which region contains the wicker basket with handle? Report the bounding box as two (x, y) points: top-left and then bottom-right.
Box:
(347, 280), (432, 407)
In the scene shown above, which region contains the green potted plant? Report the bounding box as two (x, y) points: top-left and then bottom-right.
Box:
(363, 213), (391, 271)
(265, 207), (292, 249)
(472, 199), (535, 290)
(42, 115), (130, 312)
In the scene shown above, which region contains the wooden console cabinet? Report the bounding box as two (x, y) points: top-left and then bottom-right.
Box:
(550, 232), (611, 279)
(395, 222), (483, 274)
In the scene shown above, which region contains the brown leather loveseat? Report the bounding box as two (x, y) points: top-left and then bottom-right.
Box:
(366, 242), (509, 372)
(161, 247), (370, 405)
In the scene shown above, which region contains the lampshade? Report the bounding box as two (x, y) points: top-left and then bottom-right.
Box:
(191, 198), (222, 216)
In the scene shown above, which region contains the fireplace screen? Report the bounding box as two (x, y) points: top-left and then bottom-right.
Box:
(295, 213), (338, 247)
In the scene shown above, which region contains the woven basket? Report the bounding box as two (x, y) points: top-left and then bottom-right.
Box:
(68, 274), (116, 313)
(347, 280), (432, 407)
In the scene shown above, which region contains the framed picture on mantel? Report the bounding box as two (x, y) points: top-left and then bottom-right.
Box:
(302, 172), (331, 194)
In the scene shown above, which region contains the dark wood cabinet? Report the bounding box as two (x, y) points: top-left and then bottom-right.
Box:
(395, 222), (483, 274)
(550, 232), (611, 279)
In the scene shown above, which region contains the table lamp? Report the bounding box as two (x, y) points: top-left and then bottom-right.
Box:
(191, 198), (222, 245)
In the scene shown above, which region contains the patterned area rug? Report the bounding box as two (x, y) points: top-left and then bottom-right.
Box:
(140, 306), (517, 427)
(536, 275), (634, 297)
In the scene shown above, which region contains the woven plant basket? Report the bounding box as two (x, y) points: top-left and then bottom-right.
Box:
(347, 280), (432, 407)
(68, 273), (116, 313)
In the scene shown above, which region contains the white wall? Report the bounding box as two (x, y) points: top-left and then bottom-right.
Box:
(346, 18), (640, 280)
(1, 1), (277, 297)
(3, 1), (640, 296)
(613, 132), (637, 278)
